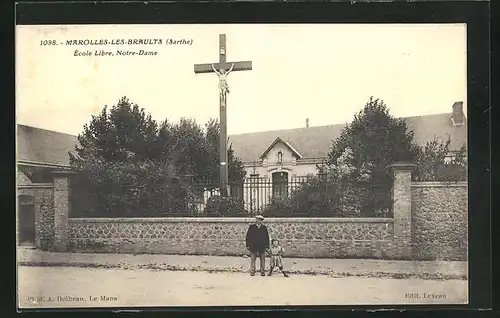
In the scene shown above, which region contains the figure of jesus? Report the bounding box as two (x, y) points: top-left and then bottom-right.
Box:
(212, 63), (234, 98)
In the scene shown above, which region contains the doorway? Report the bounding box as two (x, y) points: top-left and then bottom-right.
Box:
(272, 172), (288, 199)
(18, 195), (35, 247)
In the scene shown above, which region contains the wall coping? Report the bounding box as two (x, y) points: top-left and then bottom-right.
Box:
(18, 183), (54, 189)
(69, 217), (394, 224)
(386, 163), (417, 172)
(412, 181), (468, 188)
(52, 170), (76, 176)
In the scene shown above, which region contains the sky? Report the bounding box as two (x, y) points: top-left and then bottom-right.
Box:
(16, 24), (467, 136)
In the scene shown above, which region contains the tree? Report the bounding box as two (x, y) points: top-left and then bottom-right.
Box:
(69, 97), (247, 217)
(155, 119), (174, 163)
(203, 118), (220, 182)
(69, 97), (190, 217)
(70, 96), (160, 168)
(70, 158), (194, 217)
(328, 97), (420, 175)
(168, 118), (207, 177)
(228, 146), (246, 182)
(155, 117), (245, 183)
(325, 97), (420, 216)
(415, 138), (467, 182)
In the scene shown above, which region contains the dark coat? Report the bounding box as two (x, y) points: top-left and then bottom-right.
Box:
(245, 224), (270, 253)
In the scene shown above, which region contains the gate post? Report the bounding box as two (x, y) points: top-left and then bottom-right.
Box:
(52, 170), (75, 252)
(387, 163), (415, 259)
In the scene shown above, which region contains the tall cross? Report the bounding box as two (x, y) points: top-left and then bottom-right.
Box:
(194, 34), (252, 196)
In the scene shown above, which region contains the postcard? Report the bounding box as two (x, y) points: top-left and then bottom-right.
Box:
(16, 23), (468, 308)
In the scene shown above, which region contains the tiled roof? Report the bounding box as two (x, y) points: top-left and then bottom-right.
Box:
(17, 125), (78, 166)
(229, 113), (467, 163)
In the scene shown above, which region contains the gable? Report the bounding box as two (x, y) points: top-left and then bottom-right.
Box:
(229, 125), (345, 163)
(259, 137), (302, 161)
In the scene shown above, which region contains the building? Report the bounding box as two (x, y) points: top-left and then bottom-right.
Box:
(230, 101), (466, 185)
(16, 101), (466, 230)
(17, 125), (78, 247)
(17, 124), (78, 179)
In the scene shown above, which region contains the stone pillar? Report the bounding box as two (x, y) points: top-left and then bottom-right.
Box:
(387, 163), (415, 259)
(34, 191), (43, 249)
(52, 170), (75, 252)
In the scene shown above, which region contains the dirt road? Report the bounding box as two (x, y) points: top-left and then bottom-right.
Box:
(18, 266), (468, 308)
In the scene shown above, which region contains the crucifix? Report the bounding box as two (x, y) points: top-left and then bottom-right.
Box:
(194, 34), (252, 196)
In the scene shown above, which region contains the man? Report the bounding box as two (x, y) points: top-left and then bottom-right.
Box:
(245, 215), (270, 276)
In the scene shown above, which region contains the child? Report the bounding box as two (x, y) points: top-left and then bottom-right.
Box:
(267, 239), (290, 278)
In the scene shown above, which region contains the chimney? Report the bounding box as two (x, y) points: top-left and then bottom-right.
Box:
(306, 118), (309, 128)
(451, 101), (465, 126)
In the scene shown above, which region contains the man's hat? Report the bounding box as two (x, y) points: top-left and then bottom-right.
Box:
(255, 215), (264, 220)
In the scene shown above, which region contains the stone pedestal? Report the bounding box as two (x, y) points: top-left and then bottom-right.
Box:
(387, 163), (416, 259)
(52, 170), (75, 252)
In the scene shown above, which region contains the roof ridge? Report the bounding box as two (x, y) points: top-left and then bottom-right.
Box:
(229, 112), (451, 137)
(229, 123), (348, 137)
(17, 112), (451, 139)
(17, 124), (78, 138)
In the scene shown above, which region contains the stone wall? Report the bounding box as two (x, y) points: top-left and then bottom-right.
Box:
(17, 170), (74, 252)
(19, 165), (469, 260)
(68, 217), (395, 258)
(411, 182), (468, 261)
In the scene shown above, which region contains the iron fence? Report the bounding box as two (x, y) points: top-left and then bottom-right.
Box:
(70, 173), (392, 218)
(186, 175), (316, 215)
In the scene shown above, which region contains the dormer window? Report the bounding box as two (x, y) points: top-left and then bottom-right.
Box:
(277, 151), (283, 164)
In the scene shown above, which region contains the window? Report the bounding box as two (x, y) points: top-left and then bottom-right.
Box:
(277, 151), (283, 164)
